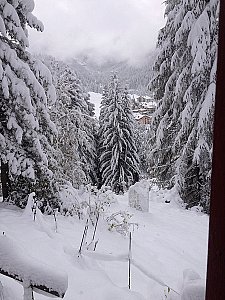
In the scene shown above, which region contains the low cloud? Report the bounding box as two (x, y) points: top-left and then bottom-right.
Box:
(29, 0), (165, 65)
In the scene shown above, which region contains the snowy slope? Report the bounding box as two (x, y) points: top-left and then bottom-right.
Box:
(0, 187), (208, 300)
(89, 92), (102, 118)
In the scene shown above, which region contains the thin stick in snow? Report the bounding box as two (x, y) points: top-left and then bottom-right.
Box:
(78, 219), (89, 255)
(92, 212), (99, 242)
(93, 240), (98, 251)
(87, 211), (100, 251)
(128, 231), (132, 290)
(53, 210), (58, 233)
(32, 200), (37, 222)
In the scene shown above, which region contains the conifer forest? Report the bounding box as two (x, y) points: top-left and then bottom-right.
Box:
(0, 1), (220, 300)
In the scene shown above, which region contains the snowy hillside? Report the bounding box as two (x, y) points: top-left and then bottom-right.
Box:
(89, 92), (102, 118)
(0, 186), (208, 300)
(68, 53), (156, 95)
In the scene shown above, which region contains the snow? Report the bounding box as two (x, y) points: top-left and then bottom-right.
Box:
(180, 270), (205, 300)
(0, 186), (209, 300)
(89, 92), (102, 118)
(0, 235), (67, 297)
(129, 180), (149, 212)
(0, 15), (6, 37)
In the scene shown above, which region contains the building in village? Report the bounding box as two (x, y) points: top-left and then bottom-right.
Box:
(131, 95), (157, 125)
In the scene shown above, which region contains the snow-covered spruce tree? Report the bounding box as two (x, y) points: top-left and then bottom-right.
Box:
(147, 0), (183, 188)
(98, 75), (140, 194)
(0, 0), (59, 208)
(39, 55), (98, 188)
(148, 0), (219, 212)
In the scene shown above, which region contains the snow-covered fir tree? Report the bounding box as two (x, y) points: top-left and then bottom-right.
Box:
(98, 75), (140, 194)
(39, 55), (98, 188)
(0, 0), (59, 208)
(148, 0), (219, 212)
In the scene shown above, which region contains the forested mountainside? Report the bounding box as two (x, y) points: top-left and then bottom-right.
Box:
(67, 52), (157, 95)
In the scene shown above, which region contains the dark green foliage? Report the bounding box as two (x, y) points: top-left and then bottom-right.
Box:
(98, 75), (140, 194)
(148, 0), (219, 212)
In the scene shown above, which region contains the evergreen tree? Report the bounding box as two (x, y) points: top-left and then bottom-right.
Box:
(0, 0), (58, 208)
(148, 0), (219, 212)
(39, 55), (98, 188)
(98, 75), (140, 194)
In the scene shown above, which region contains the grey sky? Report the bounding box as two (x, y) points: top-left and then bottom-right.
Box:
(29, 0), (165, 65)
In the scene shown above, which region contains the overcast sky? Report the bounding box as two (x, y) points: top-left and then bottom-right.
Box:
(29, 0), (165, 65)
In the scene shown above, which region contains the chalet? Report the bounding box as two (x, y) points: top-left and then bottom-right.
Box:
(134, 113), (152, 125)
(131, 96), (156, 125)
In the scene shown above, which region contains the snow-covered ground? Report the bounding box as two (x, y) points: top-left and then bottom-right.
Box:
(0, 187), (209, 300)
(89, 92), (102, 118)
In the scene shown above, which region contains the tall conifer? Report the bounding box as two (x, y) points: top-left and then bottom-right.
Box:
(98, 75), (139, 193)
(0, 0), (58, 208)
(148, 0), (219, 211)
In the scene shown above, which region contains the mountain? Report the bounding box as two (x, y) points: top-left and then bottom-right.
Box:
(67, 52), (157, 95)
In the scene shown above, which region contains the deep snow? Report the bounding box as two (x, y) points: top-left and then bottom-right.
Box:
(89, 92), (102, 118)
(0, 186), (209, 300)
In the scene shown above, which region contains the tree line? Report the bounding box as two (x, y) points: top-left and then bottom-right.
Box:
(0, 0), (218, 214)
(0, 0), (139, 211)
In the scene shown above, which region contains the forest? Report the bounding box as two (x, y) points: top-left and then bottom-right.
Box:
(0, 1), (219, 300)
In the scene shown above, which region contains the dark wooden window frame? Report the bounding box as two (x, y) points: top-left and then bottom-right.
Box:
(205, 1), (225, 299)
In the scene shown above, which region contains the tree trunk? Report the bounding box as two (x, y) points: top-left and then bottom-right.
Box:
(0, 159), (10, 201)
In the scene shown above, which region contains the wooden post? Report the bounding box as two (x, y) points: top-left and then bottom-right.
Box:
(205, 1), (225, 299)
(128, 232), (132, 290)
(23, 286), (34, 300)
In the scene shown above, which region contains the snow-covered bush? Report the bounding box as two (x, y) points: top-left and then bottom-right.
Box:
(129, 180), (150, 212)
(59, 183), (83, 218)
(81, 185), (115, 225)
(106, 211), (138, 236)
(59, 184), (115, 222)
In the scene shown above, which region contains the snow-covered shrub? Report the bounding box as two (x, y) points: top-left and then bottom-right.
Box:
(59, 184), (115, 221)
(59, 183), (83, 218)
(81, 185), (115, 225)
(129, 180), (150, 212)
(106, 211), (138, 236)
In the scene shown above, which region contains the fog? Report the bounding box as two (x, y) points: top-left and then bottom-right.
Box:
(29, 0), (165, 65)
